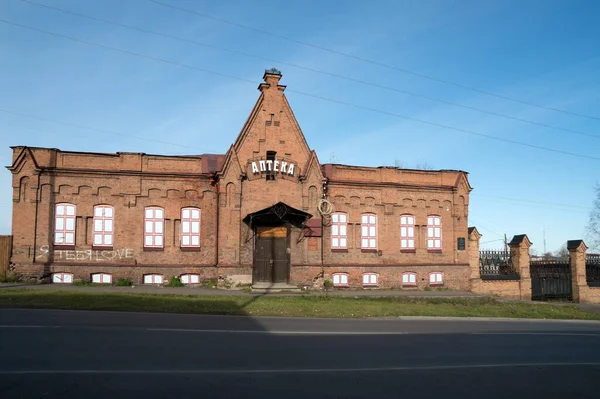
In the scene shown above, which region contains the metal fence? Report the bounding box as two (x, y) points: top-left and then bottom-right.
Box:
(530, 257), (572, 301)
(587, 254), (600, 287)
(479, 249), (519, 280)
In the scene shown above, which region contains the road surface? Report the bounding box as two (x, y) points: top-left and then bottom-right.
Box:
(1, 309), (600, 398)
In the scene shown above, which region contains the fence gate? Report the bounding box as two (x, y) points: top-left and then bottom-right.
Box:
(530, 258), (572, 301)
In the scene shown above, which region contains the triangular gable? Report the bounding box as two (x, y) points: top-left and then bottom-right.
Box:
(231, 71), (312, 171)
(301, 150), (324, 182)
(454, 172), (473, 192)
(217, 145), (244, 179)
(7, 147), (41, 174)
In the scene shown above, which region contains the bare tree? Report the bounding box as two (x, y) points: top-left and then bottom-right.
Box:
(554, 244), (569, 258)
(586, 184), (600, 251)
(414, 160), (434, 170)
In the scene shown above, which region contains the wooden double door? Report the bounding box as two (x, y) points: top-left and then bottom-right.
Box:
(253, 226), (290, 283)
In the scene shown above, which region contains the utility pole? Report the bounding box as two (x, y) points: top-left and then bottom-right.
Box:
(504, 233), (508, 254)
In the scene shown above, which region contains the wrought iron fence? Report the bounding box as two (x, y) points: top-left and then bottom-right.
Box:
(530, 257), (572, 301)
(479, 249), (519, 280)
(587, 254), (600, 287)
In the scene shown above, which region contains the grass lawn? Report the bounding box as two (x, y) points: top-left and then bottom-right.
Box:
(0, 289), (598, 320)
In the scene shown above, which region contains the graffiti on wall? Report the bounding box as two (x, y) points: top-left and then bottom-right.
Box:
(37, 245), (134, 261)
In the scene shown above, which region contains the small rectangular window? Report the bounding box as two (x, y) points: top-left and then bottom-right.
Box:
(402, 272), (416, 285)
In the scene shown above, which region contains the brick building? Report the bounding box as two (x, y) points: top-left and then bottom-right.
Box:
(7, 70), (472, 290)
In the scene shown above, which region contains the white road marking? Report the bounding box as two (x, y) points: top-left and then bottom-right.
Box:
(1, 362), (600, 375)
(0, 325), (59, 329)
(147, 328), (409, 335)
(471, 332), (600, 337)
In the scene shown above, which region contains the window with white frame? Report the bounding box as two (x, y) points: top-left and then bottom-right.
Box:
(402, 272), (416, 286)
(332, 273), (348, 286)
(361, 214), (377, 249)
(143, 274), (163, 284)
(52, 272), (73, 284)
(54, 203), (76, 245)
(144, 207), (164, 248)
(91, 273), (112, 284)
(180, 274), (200, 284)
(400, 215), (415, 250)
(427, 216), (442, 250)
(331, 212), (348, 249)
(429, 272), (443, 285)
(93, 205), (114, 247)
(180, 207), (201, 248)
(362, 273), (378, 286)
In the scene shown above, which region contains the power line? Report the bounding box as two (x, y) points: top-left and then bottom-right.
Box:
(2, 18), (599, 162)
(147, 0), (600, 122)
(19, 0), (600, 141)
(0, 108), (218, 152)
(471, 193), (592, 210)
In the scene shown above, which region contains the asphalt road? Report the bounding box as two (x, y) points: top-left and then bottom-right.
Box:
(1, 309), (600, 398)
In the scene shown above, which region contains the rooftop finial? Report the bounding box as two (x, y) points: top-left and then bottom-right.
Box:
(265, 67), (282, 75)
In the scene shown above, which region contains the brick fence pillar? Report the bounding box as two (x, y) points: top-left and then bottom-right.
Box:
(508, 234), (532, 300)
(567, 240), (588, 303)
(468, 227), (482, 281)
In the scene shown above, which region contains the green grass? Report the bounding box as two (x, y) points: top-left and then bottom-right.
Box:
(0, 289), (598, 320)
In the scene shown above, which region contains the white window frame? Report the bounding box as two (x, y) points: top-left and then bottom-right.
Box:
(54, 203), (76, 245)
(402, 272), (416, 286)
(362, 273), (378, 286)
(52, 272), (73, 284)
(400, 215), (415, 250)
(144, 207), (165, 249)
(91, 273), (112, 284)
(427, 215), (442, 250)
(332, 273), (349, 287)
(180, 207), (201, 248)
(331, 212), (348, 249)
(93, 205), (114, 247)
(361, 213), (377, 249)
(143, 274), (164, 284)
(180, 274), (200, 284)
(429, 272), (443, 285)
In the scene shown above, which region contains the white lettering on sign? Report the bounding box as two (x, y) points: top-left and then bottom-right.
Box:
(251, 158), (296, 176)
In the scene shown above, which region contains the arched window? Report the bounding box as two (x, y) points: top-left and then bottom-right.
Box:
(52, 272), (73, 284)
(427, 215), (442, 250)
(429, 272), (443, 285)
(362, 273), (378, 286)
(400, 215), (415, 250)
(331, 212), (348, 249)
(143, 274), (163, 284)
(180, 207), (201, 248)
(54, 203), (76, 245)
(361, 213), (377, 249)
(91, 273), (112, 284)
(402, 272), (416, 286)
(332, 273), (349, 287)
(144, 207), (164, 248)
(180, 274), (200, 284)
(93, 205), (114, 247)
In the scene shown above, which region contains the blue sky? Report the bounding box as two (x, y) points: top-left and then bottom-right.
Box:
(0, 0), (598, 253)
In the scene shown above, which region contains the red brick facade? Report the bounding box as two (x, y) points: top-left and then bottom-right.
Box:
(7, 71), (472, 290)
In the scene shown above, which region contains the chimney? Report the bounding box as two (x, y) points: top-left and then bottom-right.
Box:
(259, 68), (285, 93)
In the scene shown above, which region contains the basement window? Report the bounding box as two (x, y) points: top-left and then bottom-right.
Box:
(143, 274), (164, 285)
(91, 273), (112, 284)
(429, 272), (444, 285)
(362, 273), (378, 286)
(52, 272), (73, 284)
(402, 272), (416, 286)
(332, 273), (349, 287)
(180, 274), (200, 284)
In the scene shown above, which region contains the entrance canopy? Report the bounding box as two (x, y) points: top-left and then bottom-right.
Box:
(243, 202), (311, 228)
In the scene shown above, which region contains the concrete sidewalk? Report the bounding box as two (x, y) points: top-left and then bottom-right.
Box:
(0, 283), (482, 298)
